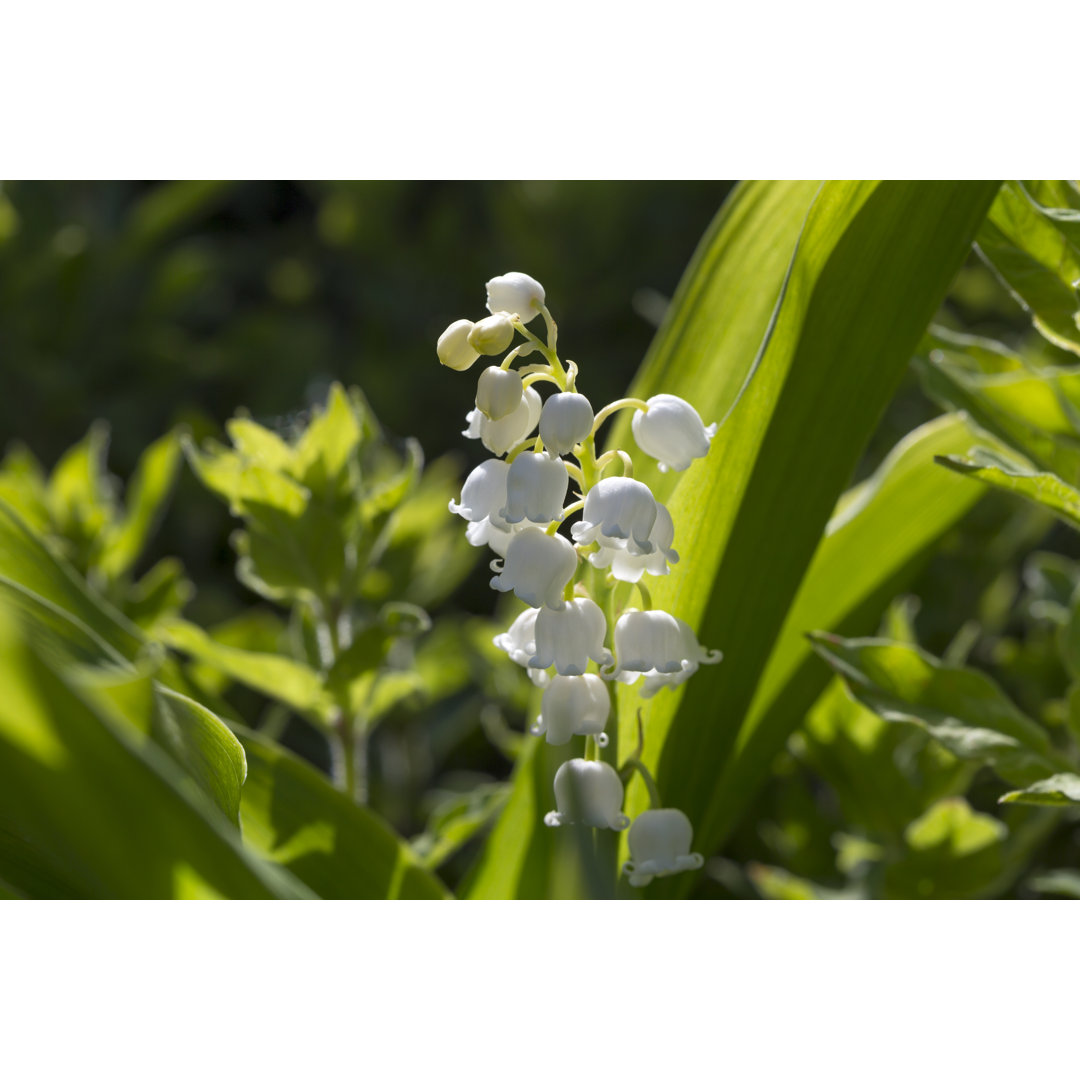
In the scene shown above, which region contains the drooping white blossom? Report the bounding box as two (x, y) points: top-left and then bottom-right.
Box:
(631, 394), (717, 472)
(486, 272), (545, 324)
(449, 459), (510, 526)
(502, 452), (569, 525)
(622, 808), (704, 887)
(463, 385), (542, 456)
(475, 366), (523, 421)
(544, 759), (629, 830)
(605, 608), (721, 697)
(570, 477), (659, 556)
(539, 392), (594, 456)
(468, 313), (515, 356)
(531, 674), (611, 747)
(437, 319), (480, 371)
(586, 502), (679, 583)
(530, 597), (612, 676)
(492, 607), (549, 686)
(490, 528), (577, 609)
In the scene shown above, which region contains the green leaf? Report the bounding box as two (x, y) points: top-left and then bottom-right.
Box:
(620, 182), (1000, 893)
(1028, 868), (1080, 898)
(0, 605), (306, 898)
(936, 446), (1080, 530)
(975, 181), (1080, 356)
(809, 634), (1067, 787)
(235, 725), (450, 899)
(98, 429), (183, 580)
(411, 784), (510, 870)
(185, 439), (310, 518)
(999, 772), (1080, 807)
(292, 383), (363, 495)
(160, 617), (333, 719)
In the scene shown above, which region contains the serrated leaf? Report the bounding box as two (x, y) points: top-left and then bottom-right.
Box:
(235, 725), (450, 899)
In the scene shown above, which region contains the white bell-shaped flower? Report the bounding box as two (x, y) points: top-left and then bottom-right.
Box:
(586, 502), (679, 583)
(623, 809), (704, 887)
(475, 366), (523, 421)
(539, 392), (594, 456)
(449, 459), (509, 525)
(531, 674), (611, 747)
(631, 394), (717, 473)
(570, 477), (659, 556)
(492, 607), (549, 686)
(490, 528), (577, 610)
(463, 386), (542, 456)
(502, 452), (569, 525)
(437, 319), (480, 371)
(486, 271), (545, 324)
(530, 597), (612, 676)
(468, 313), (515, 356)
(544, 759), (629, 830)
(605, 608), (721, 697)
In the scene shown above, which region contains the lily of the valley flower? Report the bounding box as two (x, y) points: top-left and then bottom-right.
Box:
(539, 392), (594, 456)
(492, 607), (549, 686)
(486, 271), (545, 323)
(530, 596), (612, 676)
(464, 386), (542, 456)
(502, 451), (568, 525)
(606, 608), (721, 697)
(437, 319), (480, 371)
(622, 808), (704, 887)
(475, 366), (523, 421)
(586, 502), (679, 583)
(631, 394), (718, 473)
(544, 759), (629, 830)
(571, 476), (659, 556)
(490, 528), (577, 609)
(449, 458), (509, 526)
(468, 313), (515, 356)
(531, 673), (611, 747)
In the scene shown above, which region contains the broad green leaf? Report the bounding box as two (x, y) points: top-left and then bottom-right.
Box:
(185, 439), (310, 518)
(411, 784), (510, 870)
(809, 634), (1069, 787)
(126, 557), (193, 630)
(98, 429), (183, 580)
(0, 443), (50, 531)
(292, 383), (363, 494)
(235, 726), (450, 899)
(999, 772), (1080, 807)
(160, 617), (333, 719)
(225, 417), (295, 472)
(975, 181), (1080, 356)
(702, 414), (987, 854)
(0, 605), (306, 898)
(936, 446), (1080, 530)
(620, 182), (1000, 896)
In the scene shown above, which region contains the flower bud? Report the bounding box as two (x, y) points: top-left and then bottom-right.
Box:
(490, 529), (577, 610)
(464, 386), (542, 456)
(467, 313), (515, 356)
(531, 674), (611, 746)
(631, 394), (717, 472)
(544, 759), (629, 830)
(530, 597), (612, 676)
(605, 608), (721, 697)
(539, 392), (594, 456)
(437, 319), (480, 371)
(475, 366), (524, 421)
(486, 271), (545, 324)
(570, 477), (659, 556)
(623, 809), (704, 887)
(502, 452), (568, 525)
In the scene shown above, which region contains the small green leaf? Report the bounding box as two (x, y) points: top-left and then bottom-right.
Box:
(292, 383), (362, 494)
(160, 618), (333, 719)
(999, 772), (1080, 807)
(936, 447), (1080, 530)
(810, 633), (1068, 787)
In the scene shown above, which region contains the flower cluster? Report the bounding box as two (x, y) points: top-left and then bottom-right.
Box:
(440, 272), (720, 889)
